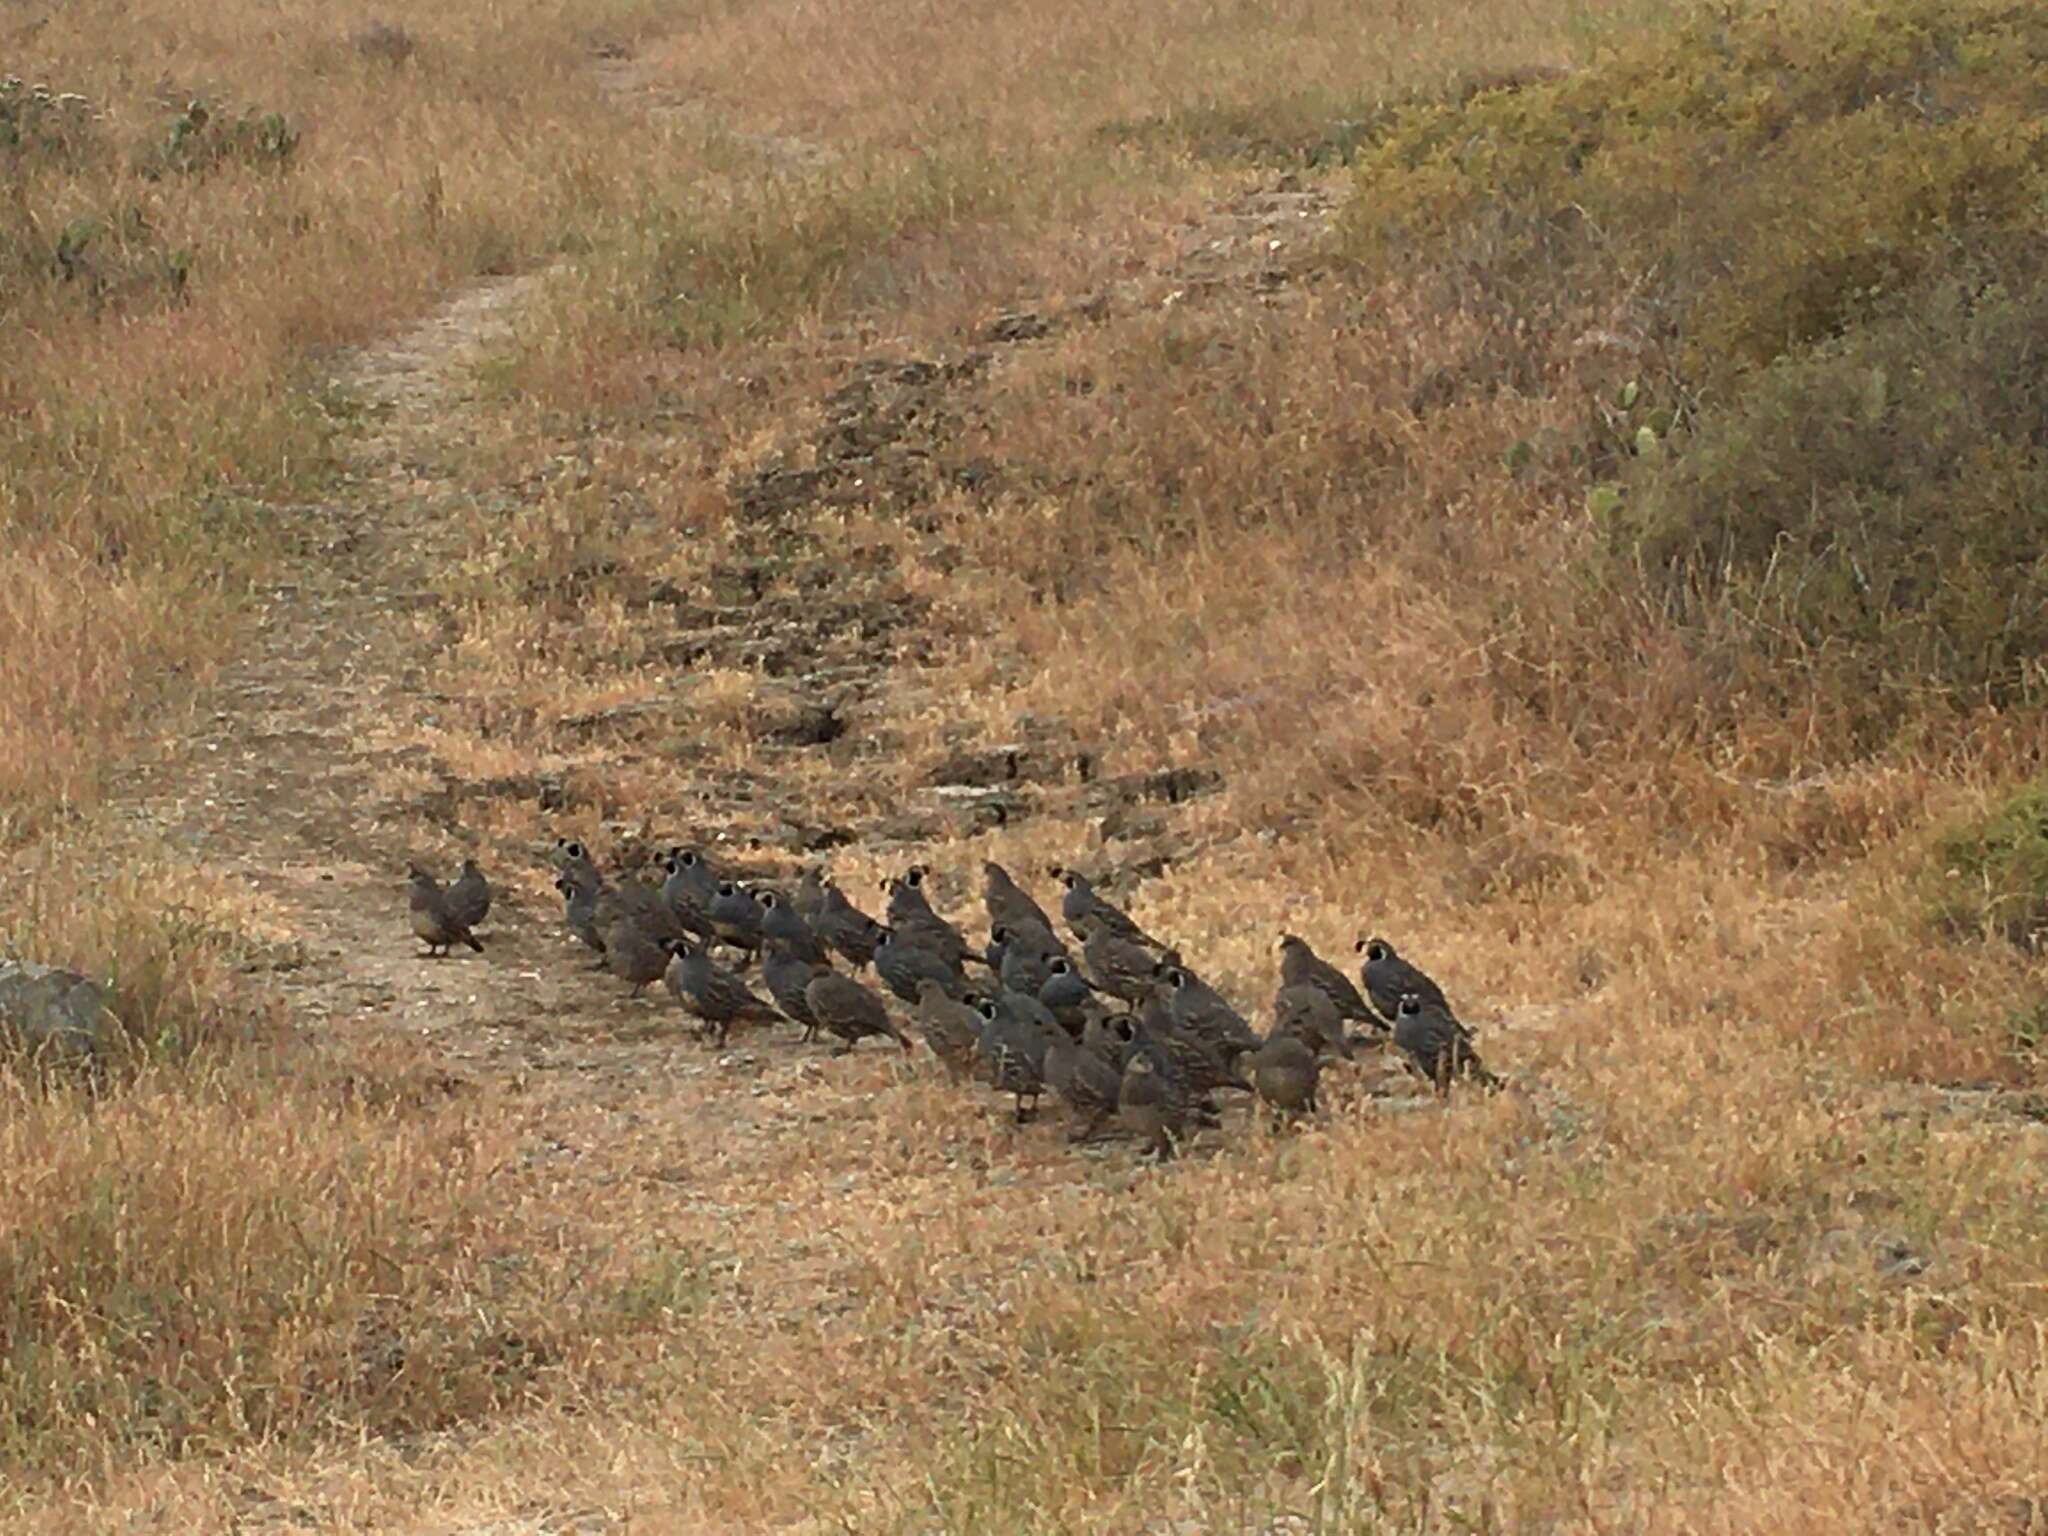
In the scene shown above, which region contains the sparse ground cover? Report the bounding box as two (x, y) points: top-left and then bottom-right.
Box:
(2, 0), (2046, 1529)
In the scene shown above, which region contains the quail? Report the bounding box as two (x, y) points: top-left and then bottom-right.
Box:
(661, 849), (720, 935)
(997, 923), (1065, 999)
(1358, 936), (1452, 1026)
(1159, 964), (1261, 1064)
(1278, 934), (1380, 1033)
(912, 978), (984, 1082)
(666, 938), (783, 1046)
(1053, 866), (1158, 949)
(1271, 983), (1354, 1060)
(554, 837), (602, 888)
(1246, 1030), (1322, 1115)
(759, 889), (829, 968)
(1037, 955), (1101, 1034)
(1042, 1022), (1124, 1139)
(558, 871), (608, 963)
(602, 912), (671, 993)
(874, 926), (969, 1005)
(1079, 921), (1169, 1004)
(983, 859), (1056, 938)
(708, 881), (766, 955)
(884, 866), (972, 971)
(408, 864), (484, 956)
(761, 939), (826, 1040)
(814, 881), (884, 969)
(975, 996), (1048, 1123)
(1123, 999), (1250, 1099)
(1393, 992), (1500, 1092)
(446, 857), (492, 931)
(1118, 1052), (1187, 1160)
(792, 865), (829, 920)
(804, 970), (910, 1053)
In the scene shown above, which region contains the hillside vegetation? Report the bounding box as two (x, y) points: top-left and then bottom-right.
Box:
(2, 0), (2045, 1529)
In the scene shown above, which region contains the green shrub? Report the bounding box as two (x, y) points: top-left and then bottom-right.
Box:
(1926, 778), (2048, 946)
(140, 98), (300, 180)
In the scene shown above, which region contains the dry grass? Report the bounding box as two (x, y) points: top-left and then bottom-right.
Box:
(5, 0), (2048, 1527)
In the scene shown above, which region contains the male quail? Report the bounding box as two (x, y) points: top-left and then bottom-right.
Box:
(1159, 964), (1261, 1064)
(975, 997), (1048, 1123)
(997, 924), (1065, 998)
(1358, 936), (1453, 1025)
(708, 881), (766, 955)
(1037, 956), (1101, 1034)
(759, 890), (829, 968)
(874, 926), (969, 1005)
(446, 857), (492, 931)
(558, 871), (608, 964)
(1278, 934), (1379, 1033)
(1246, 1030), (1321, 1115)
(884, 866), (972, 971)
(666, 938), (783, 1046)
(1393, 993), (1500, 1092)
(792, 865), (829, 921)
(661, 849), (719, 935)
(408, 865), (484, 956)
(1053, 866), (1158, 949)
(804, 970), (910, 1053)
(912, 978), (984, 1082)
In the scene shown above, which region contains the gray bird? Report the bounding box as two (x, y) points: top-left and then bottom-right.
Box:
(873, 926), (968, 1005)
(1160, 964), (1261, 1064)
(1053, 866), (1158, 949)
(804, 970), (910, 1053)
(557, 871), (607, 963)
(408, 865), (484, 956)
(1117, 1001), (1250, 1100)
(1037, 955), (1101, 1034)
(761, 939), (826, 1040)
(983, 859), (1056, 938)
(885, 866), (971, 971)
(792, 866), (829, 921)
(665, 938), (783, 1046)
(446, 857), (491, 930)
(1247, 1030), (1322, 1115)
(661, 849), (719, 935)
(1393, 992), (1500, 1092)
(1079, 921), (1170, 1004)
(1278, 934), (1380, 1033)
(975, 996), (1048, 1123)
(1043, 1022), (1124, 1139)
(1358, 936), (1452, 1026)
(759, 890), (828, 968)
(1118, 1053), (1186, 1160)
(912, 979), (984, 1082)
(554, 837), (602, 888)
(814, 881), (883, 969)
(708, 881), (765, 955)
(1271, 983), (1354, 1061)
(602, 912), (670, 993)
(997, 923), (1065, 998)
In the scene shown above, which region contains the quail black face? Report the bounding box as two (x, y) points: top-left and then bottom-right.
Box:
(904, 866), (926, 887)
(1112, 1015), (1138, 1044)
(679, 850), (699, 868)
(1049, 957), (1072, 976)
(718, 880), (738, 896)
(1165, 967), (1190, 990)
(565, 841), (586, 860)
(760, 892), (779, 910)
(1366, 940), (1391, 964)
(991, 924), (1010, 943)
(977, 1000), (1000, 1022)
(1397, 993), (1422, 1018)
(1060, 871), (1081, 891)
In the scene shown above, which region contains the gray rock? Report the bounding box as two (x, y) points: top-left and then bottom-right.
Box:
(0, 960), (112, 1058)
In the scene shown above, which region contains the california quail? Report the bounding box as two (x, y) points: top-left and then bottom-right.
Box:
(885, 866), (972, 971)
(761, 939), (827, 1040)
(1159, 964), (1261, 1064)
(1118, 1053), (1186, 1160)
(912, 978), (983, 1082)
(1037, 955), (1101, 1034)
(1393, 992), (1500, 1092)
(602, 912), (671, 993)
(554, 837), (602, 888)
(661, 849), (719, 935)
(874, 926), (969, 1005)
(1079, 921), (1169, 1004)
(1042, 1023), (1124, 1139)
(1358, 936), (1452, 1026)
(1053, 866), (1159, 949)
(804, 970), (910, 1053)
(708, 881), (765, 955)
(408, 865), (484, 956)
(975, 996), (1048, 1123)
(997, 923), (1065, 998)
(1123, 999), (1250, 1099)
(983, 859), (1056, 938)
(446, 857), (491, 931)
(1247, 1030), (1321, 1115)
(665, 938), (783, 1046)
(759, 890), (828, 968)
(1271, 983), (1354, 1060)
(1278, 934), (1380, 1033)
(793, 865), (829, 921)
(814, 881), (884, 969)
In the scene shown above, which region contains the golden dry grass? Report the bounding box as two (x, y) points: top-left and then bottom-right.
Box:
(5, 0), (2048, 1528)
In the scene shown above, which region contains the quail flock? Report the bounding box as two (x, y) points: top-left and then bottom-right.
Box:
(401, 843), (1505, 1159)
